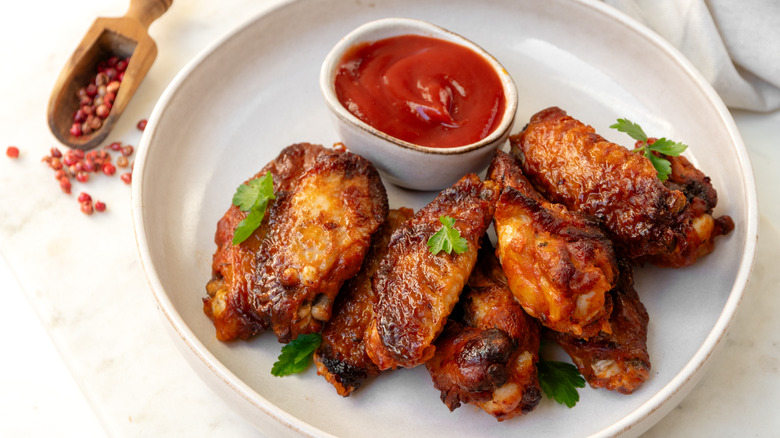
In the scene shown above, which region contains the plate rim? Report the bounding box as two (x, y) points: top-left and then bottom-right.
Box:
(131, 0), (759, 436)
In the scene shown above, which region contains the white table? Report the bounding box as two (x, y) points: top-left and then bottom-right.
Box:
(1, 0), (778, 436)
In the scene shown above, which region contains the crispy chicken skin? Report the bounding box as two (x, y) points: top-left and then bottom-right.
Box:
(489, 151), (617, 338)
(427, 243), (542, 421)
(511, 107), (696, 262)
(204, 143), (330, 341)
(204, 143), (389, 343)
(547, 260), (650, 394)
(314, 208), (414, 396)
(365, 174), (499, 370)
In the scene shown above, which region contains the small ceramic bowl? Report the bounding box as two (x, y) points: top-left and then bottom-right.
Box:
(320, 18), (518, 191)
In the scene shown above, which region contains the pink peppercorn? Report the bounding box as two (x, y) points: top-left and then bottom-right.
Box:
(95, 104), (110, 118)
(102, 162), (116, 176)
(60, 177), (72, 194)
(78, 192), (92, 203)
(80, 201), (94, 215)
(70, 123), (83, 137)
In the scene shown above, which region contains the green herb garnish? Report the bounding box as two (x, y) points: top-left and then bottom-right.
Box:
(231, 172), (275, 245)
(427, 216), (468, 255)
(610, 118), (688, 182)
(271, 333), (322, 377)
(537, 359), (586, 408)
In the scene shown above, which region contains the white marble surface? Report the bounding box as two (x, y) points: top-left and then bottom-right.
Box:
(0, 0), (778, 436)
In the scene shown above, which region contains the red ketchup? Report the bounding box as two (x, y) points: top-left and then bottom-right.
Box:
(334, 35), (506, 148)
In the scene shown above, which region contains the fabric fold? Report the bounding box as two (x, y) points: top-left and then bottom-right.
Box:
(604, 0), (780, 112)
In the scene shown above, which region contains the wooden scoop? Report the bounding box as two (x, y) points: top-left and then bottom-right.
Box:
(47, 0), (173, 150)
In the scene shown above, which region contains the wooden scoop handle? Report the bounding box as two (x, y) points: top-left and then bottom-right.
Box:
(125, 0), (173, 30)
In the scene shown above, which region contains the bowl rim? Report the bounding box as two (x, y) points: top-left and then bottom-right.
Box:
(319, 17), (518, 155)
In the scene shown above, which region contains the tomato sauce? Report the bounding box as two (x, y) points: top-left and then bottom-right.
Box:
(334, 35), (506, 148)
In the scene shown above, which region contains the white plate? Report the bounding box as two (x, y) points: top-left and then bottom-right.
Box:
(132, 0), (758, 436)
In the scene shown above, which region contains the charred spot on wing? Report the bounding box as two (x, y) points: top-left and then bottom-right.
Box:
(319, 353), (370, 390)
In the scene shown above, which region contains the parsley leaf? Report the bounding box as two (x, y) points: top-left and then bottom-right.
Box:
(610, 118), (688, 182)
(232, 207), (267, 245)
(648, 137), (688, 156)
(609, 118), (647, 143)
(537, 359), (586, 408)
(427, 216), (468, 255)
(271, 333), (322, 377)
(646, 152), (673, 182)
(231, 173), (275, 245)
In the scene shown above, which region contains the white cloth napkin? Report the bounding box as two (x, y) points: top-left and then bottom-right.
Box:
(604, 0), (780, 112)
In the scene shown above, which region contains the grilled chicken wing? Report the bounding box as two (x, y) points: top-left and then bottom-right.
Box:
(488, 151), (617, 338)
(204, 143), (330, 341)
(511, 107), (732, 266)
(204, 143), (388, 343)
(547, 259), (650, 394)
(314, 208), (414, 396)
(427, 243), (542, 420)
(365, 174), (499, 370)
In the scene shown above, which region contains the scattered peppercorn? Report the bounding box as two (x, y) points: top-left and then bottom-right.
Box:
(39, 139), (135, 216)
(6, 146), (19, 158)
(103, 162), (116, 176)
(60, 177), (72, 194)
(137, 119), (147, 131)
(80, 200), (94, 215)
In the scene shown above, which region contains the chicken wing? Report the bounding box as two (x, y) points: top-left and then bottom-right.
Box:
(314, 208), (414, 396)
(365, 174), (499, 370)
(547, 259), (650, 394)
(511, 107), (732, 266)
(204, 143), (389, 343)
(204, 143), (330, 341)
(427, 243), (542, 420)
(488, 151), (617, 338)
